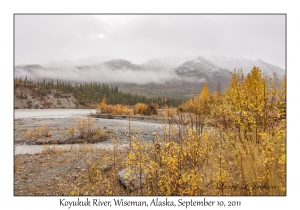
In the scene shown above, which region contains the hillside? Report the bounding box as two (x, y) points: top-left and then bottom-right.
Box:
(14, 86), (77, 109)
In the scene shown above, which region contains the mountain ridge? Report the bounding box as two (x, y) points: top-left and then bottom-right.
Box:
(15, 55), (285, 98)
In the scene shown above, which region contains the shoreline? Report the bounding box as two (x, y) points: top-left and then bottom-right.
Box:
(14, 113), (165, 154)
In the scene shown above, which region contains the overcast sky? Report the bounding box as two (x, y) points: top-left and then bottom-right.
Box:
(15, 14), (285, 68)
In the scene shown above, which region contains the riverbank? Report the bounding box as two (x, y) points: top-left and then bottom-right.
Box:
(14, 112), (165, 195)
(14, 113), (165, 154)
(14, 145), (128, 196)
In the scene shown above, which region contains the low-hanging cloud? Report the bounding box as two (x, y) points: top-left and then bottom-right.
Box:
(14, 65), (202, 85)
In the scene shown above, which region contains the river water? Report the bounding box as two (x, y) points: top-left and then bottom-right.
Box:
(14, 142), (127, 155)
(14, 109), (96, 119)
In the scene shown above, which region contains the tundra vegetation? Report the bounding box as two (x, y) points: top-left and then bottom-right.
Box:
(15, 66), (286, 196)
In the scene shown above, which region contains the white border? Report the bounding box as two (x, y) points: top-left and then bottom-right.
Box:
(2, 1), (298, 209)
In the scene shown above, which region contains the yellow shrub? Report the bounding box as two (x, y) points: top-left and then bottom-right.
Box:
(133, 103), (147, 115)
(96, 98), (133, 115)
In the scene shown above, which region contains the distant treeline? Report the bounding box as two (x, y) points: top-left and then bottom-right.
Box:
(14, 77), (185, 107)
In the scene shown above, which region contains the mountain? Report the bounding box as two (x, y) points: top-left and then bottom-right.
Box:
(174, 56), (222, 77)
(141, 55), (197, 72)
(208, 56), (285, 77)
(101, 59), (144, 71)
(141, 59), (170, 71)
(15, 64), (46, 75)
(173, 56), (232, 90)
(43, 56), (115, 68)
(15, 55), (286, 99)
(252, 59), (285, 77)
(159, 55), (197, 69)
(15, 64), (45, 70)
(75, 59), (145, 71)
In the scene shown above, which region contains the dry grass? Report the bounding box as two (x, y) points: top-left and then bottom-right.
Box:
(75, 117), (108, 139)
(22, 124), (52, 139)
(68, 125), (76, 137)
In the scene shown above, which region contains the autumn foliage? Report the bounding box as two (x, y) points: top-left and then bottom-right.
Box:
(64, 66), (285, 196)
(124, 66), (286, 195)
(96, 98), (158, 116)
(96, 98), (133, 115)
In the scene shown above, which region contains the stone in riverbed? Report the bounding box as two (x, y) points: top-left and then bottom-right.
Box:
(100, 165), (112, 172)
(117, 166), (146, 192)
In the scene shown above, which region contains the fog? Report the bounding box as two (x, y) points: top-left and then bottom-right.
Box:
(15, 65), (202, 85)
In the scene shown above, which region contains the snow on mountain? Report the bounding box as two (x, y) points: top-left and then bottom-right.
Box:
(141, 55), (197, 72)
(253, 59), (285, 77)
(160, 54), (197, 70)
(160, 55), (196, 69)
(99, 59), (144, 71)
(141, 59), (170, 71)
(208, 56), (285, 77)
(173, 56), (232, 90)
(174, 56), (229, 77)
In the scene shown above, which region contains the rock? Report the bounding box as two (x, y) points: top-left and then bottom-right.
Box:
(117, 166), (146, 192)
(100, 165), (112, 172)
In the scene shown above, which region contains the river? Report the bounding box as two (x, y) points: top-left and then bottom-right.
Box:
(14, 109), (96, 119)
(14, 109), (164, 155)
